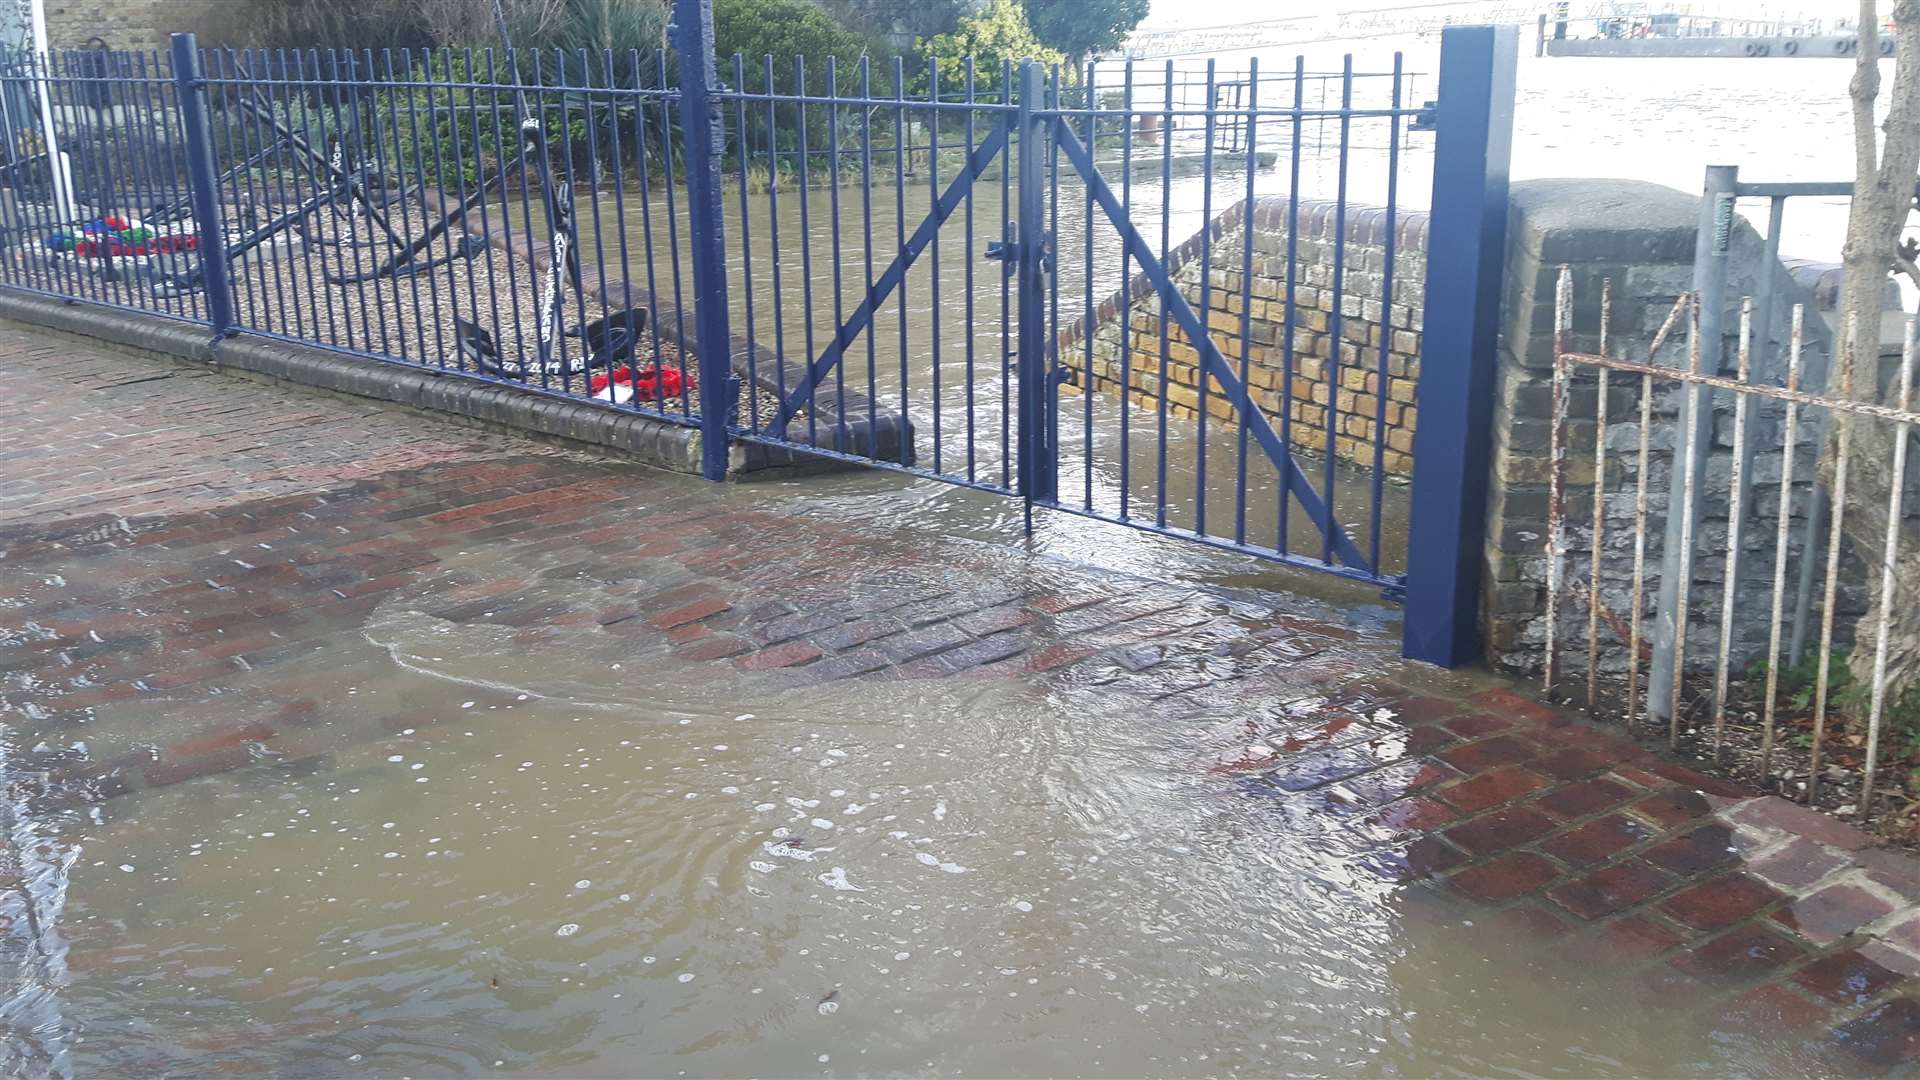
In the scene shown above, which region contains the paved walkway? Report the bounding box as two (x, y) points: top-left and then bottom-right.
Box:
(1, 324), (1918, 1071)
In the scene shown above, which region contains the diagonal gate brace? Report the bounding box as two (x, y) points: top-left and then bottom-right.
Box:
(771, 121), (1010, 435)
(1050, 120), (1367, 570)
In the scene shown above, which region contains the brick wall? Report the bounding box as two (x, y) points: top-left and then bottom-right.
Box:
(42, 0), (220, 50)
(1057, 195), (1429, 477)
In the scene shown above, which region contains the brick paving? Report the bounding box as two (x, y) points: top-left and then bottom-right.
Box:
(4, 325), (1920, 1071)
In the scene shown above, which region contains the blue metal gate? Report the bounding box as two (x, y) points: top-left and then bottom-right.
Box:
(705, 12), (1517, 665)
(0, 4), (1513, 665)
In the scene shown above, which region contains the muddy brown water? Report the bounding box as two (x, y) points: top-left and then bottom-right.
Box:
(0, 465), (1833, 1077)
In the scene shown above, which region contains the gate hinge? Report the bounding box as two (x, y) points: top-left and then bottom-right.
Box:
(1410, 101), (1438, 131)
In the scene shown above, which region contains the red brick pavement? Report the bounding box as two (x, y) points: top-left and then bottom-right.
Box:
(2, 327), (1919, 1070)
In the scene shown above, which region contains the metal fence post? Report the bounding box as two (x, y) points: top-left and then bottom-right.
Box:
(1014, 61), (1056, 506)
(169, 32), (233, 337)
(671, 0), (736, 481)
(1648, 164), (1736, 720)
(1401, 24), (1517, 667)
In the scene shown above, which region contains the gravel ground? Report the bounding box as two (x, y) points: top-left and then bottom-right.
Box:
(9, 198), (801, 431)
(1558, 674), (1920, 846)
(217, 207), (788, 430)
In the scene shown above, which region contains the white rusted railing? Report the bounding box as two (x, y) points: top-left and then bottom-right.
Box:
(1545, 265), (1920, 824)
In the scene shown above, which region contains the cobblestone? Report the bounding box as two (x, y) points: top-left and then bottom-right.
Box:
(1661, 874), (1787, 931)
(1547, 861), (1677, 920)
(1773, 884), (1899, 947)
(1830, 997), (1920, 1070)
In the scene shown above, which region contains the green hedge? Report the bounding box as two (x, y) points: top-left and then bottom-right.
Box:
(193, 0), (1079, 200)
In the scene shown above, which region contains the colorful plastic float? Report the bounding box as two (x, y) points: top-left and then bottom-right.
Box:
(36, 214), (200, 280)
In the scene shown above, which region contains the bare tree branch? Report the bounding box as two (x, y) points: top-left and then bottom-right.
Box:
(420, 0), (568, 51)
(1894, 250), (1920, 291)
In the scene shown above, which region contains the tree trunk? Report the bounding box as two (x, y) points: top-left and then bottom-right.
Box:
(1833, 1), (1920, 704)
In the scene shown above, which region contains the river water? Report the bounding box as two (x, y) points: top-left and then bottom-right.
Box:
(1230, 35), (1860, 256)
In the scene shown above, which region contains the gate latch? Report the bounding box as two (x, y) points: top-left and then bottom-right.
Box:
(1411, 100), (1438, 131)
(985, 232), (1054, 276)
(984, 238), (1018, 277)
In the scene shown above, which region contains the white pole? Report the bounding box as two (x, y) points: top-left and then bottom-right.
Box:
(26, 0), (75, 220)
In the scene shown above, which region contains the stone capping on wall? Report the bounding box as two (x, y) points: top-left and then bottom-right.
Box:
(1785, 259), (1845, 310)
(1054, 193), (1432, 356)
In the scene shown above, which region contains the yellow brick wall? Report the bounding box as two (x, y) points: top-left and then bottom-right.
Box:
(43, 0), (222, 50)
(1058, 197), (1427, 478)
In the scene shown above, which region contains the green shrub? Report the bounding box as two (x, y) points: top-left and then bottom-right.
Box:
(915, 0), (1062, 99)
(360, 53), (503, 192)
(352, 47), (691, 200)
(185, 0), (1040, 196)
(1023, 0), (1149, 64)
(563, 0), (670, 68)
(709, 0), (902, 182)
(1753, 648), (1920, 796)
(714, 0), (892, 94)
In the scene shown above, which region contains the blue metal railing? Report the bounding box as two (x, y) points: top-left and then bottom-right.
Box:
(0, 4), (1517, 667)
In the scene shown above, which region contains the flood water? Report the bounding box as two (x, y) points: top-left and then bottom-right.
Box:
(0, 455), (1839, 1077)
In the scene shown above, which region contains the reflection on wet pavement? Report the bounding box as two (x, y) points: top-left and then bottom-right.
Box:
(2, 327), (1919, 1076)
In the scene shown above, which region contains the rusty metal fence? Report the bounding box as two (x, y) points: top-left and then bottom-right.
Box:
(1545, 265), (1920, 825)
